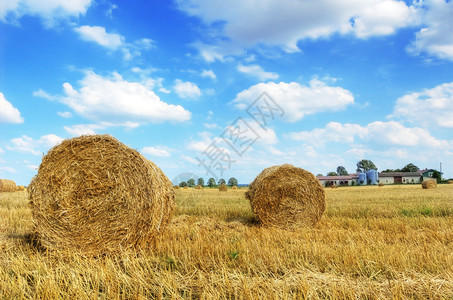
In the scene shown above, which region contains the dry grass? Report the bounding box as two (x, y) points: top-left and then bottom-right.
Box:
(1, 185), (452, 299)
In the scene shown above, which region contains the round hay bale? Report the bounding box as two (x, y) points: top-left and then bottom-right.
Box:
(448, 180), (453, 184)
(0, 179), (16, 192)
(422, 180), (437, 189)
(232, 186), (238, 190)
(330, 184), (337, 189)
(218, 184), (228, 192)
(28, 134), (175, 255)
(183, 186), (189, 189)
(194, 185), (202, 189)
(378, 183), (384, 187)
(173, 185), (180, 189)
(245, 164), (326, 228)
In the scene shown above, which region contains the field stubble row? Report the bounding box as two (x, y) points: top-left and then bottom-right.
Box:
(0, 185), (452, 299)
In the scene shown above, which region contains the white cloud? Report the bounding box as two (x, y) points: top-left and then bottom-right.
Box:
(27, 164), (39, 171)
(0, 166), (17, 174)
(0, 92), (23, 124)
(64, 124), (101, 136)
(0, 147), (4, 154)
(201, 69), (217, 80)
(233, 79), (354, 122)
(237, 64), (278, 81)
(74, 25), (123, 49)
(74, 26), (154, 60)
(174, 79), (202, 99)
(177, 0), (417, 59)
(35, 71), (191, 125)
(57, 111), (72, 118)
(408, 0), (453, 61)
(390, 82), (453, 128)
(7, 134), (63, 155)
(289, 121), (449, 149)
(0, 0), (93, 25)
(142, 146), (171, 157)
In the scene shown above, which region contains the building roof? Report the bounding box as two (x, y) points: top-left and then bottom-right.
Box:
(316, 174), (358, 180)
(378, 169), (431, 177)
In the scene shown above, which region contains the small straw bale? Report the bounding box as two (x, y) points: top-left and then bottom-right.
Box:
(173, 185), (180, 189)
(28, 134), (175, 255)
(245, 164), (326, 228)
(183, 186), (189, 189)
(448, 180), (453, 184)
(194, 185), (202, 189)
(378, 183), (384, 187)
(422, 180), (437, 189)
(218, 184), (228, 192)
(0, 179), (17, 193)
(232, 186), (238, 190)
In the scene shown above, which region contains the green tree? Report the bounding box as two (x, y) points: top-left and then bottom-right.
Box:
(179, 181), (187, 187)
(401, 163), (419, 172)
(218, 178), (226, 185)
(227, 177), (238, 187)
(432, 170), (441, 182)
(356, 159), (377, 173)
(187, 178), (195, 187)
(327, 172), (338, 176)
(207, 178), (216, 187)
(197, 177), (205, 186)
(336, 166), (348, 176)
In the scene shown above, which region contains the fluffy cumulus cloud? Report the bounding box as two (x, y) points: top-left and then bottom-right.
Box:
(177, 0), (417, 59)
(237, 64), (278, 81)
(200, 69), (216, 80)
(174, 79), (202, 99)
(35, 71), (191, 125)
(390, 82), (453, 128)
(74, 25), (123, 49)
(0, 0), (93, 25)
(74, 26), (154, 59)
(233, 79), (354, 122)
(141, 146), (171, 157)
(0, 92), (23, 123)
(289, 121), (449, 148)
(408, 0), (453, 61)
(7, 134), (63, 155)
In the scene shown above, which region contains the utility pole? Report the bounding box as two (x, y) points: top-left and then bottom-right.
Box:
(440, 162), (442, 180)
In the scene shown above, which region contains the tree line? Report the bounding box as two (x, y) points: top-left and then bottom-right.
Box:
(178, 177), (238, 188)
(322, 160), (430, 176)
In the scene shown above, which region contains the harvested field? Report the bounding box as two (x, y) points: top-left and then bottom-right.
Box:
(0, 185), (452, 299)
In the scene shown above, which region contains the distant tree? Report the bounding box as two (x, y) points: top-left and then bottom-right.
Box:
(197, 177), (205, 186)
(336, 166), (348, 176)
(356, 159), (377, 173)
(187, 178), (195, 187)
(179, 181), (187, 187)
(218, 178), (226, 185)
(316, 174), (323, 177)
(432, 170), (441, 182)
(227, 177), (238, 187)
(382, 169), (394, 173)
(327, 172), (338, 176)
(401, 163), (419, 173)
(207, 178), (216, 187)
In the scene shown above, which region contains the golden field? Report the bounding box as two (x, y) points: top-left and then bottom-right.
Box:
(1, 185), (452, 299)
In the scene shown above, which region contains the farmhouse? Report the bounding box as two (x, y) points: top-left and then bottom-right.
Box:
(317, 174), (359, 187)
(378, 169), (438, 184)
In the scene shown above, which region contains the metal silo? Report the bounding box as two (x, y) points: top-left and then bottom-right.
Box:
(358, 172), (367, 185)
(366, 169), (378, 185)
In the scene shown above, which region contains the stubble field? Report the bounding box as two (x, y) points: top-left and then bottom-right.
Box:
(1, 184), (452, 299)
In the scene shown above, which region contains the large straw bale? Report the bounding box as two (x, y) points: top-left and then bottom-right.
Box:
(245, 164), (326, 228)
(422, 180), (437, 189)
(194, 185), (202, 189)
(0, 179), (17, 192)
(218, 184), (228, 192)
(28, 134), (174, 255)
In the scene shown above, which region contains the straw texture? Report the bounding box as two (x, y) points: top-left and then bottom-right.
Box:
(0, 179), (17, 193)
(28, 134), (174, 255)
(422, 180), (437, 189)
(245, 164), (326, 229)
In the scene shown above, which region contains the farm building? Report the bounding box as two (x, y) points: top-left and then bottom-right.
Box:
(316, 174), (359, 187)
(378, 169), (439, 184)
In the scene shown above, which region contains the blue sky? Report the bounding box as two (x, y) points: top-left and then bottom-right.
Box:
(1, 0), (452, 186)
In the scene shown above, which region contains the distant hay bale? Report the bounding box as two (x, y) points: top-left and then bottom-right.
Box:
(183, 186), (189, 189)
(0, 179), (17, 193)
(28, 134), (175, 255)
(232, 186), (238, 190)
(448, 180), (453, 184)
(18, 185), (26, 191)
(173, 185), (180, 189)
(218, 184), (228, 192)
(245, 164), (326, 228)
(194, 185), (202, 189)
(422, 180), (437, 189)
(378, 183), (384, 187)
(331, 184), (337, 189)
